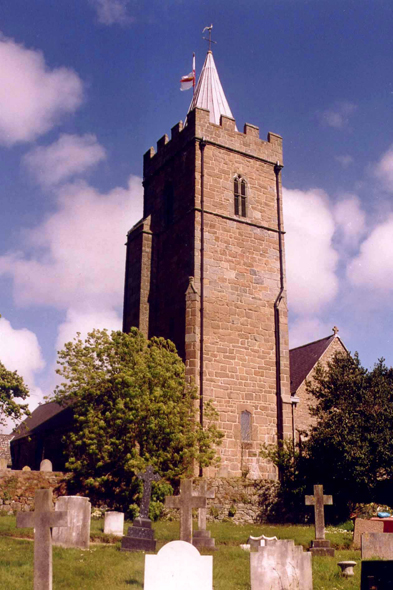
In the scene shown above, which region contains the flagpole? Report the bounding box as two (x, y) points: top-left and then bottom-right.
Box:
(192, 53), (196, 95)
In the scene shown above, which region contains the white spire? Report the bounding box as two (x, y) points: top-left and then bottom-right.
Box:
(188, 51), (235, 126)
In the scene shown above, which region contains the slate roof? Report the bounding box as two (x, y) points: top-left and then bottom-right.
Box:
(12, 401), (66, 441)
(188, 51), (235, 126)
(289, 335), (336, 395)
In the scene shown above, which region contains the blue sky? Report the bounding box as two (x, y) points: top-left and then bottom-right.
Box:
(0, 0), (392, 428)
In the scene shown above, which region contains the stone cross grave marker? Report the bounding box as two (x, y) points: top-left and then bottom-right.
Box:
(197, 480), (215, 531)
(165, 479), (206, 544)
(121, 465), (160, 551)
(305, 484), (332, 540)
(138, 465), (160, 519)
(16, 488), (68, 590)
(305, 484), (334, 556)
(193, 480), (216, 550)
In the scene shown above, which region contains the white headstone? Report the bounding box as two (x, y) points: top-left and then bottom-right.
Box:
(251, 539), (313, 590)
(104, 511), (124, 536)
(52, 496), (91, 549)
(144, 540), (213, 590)
(40, 459), (53, 472)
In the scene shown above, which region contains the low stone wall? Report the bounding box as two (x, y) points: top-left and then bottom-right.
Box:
(191, 477), (278, 524)
(0, 471), (68, 513)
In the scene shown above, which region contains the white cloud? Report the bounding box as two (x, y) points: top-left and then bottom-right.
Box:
(88, 0), (133, 25)
(347, 214), (393, 290)
(0, 35), (83, 146)
(335, 155), (354, 168)
(0, 175), (143, 310)
(375, 144), (393, 192)
(333, 195), (366, 248)
(289, 317), (334, 349)
(56, 307), (122, 352)
(283, 187), (339, 314)
(320, 101), (357, 129)
(24, 134), (107, 187)
(0, 317), (46, 429)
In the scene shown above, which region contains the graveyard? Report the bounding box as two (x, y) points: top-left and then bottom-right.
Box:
(0, 514), (360, 589)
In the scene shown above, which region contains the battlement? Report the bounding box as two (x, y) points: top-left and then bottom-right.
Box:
(143, 107), (283, 179)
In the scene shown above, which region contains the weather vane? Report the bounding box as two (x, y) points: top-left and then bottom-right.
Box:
(202, 24), (217, 52)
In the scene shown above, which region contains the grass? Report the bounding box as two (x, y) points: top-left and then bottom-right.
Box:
(0, 515), (361, 589)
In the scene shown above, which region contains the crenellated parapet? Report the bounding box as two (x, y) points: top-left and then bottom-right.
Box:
(143, 107), (283, 180)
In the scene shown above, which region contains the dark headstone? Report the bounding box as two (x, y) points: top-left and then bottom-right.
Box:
(305, 484), (335, 557)
(121, 465), (160, 552)
(361, 561), (393, 589)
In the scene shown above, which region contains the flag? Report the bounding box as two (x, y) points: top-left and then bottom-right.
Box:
(180, 54), (195, 92)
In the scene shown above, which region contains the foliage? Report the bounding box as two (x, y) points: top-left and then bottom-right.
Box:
(259, 439), (308, 522)
(262, 352), (393, 522)
(305, 352), (393, 518)
(52, 328), (223, 512)
(0, 360), (30, 427)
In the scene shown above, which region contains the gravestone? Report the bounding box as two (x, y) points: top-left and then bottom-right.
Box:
(361, 561), (393, 590)
(16, 488), (68, 590)
(165, 479), (206, 544)
(144, 540), (213, 590)
(40, 459), (53, 472)
(104, 511), (124, 536)
(0, 458), (8, 470)
(121, 465), (160, 551)
(354, 518), (384, 548)
(362, 533), (393, 560)
(192, 480), (216, 550)
(305, 484), (334, 556)
(52, 496), (91, 549)
(250, 539), (313, 590)
(247, 534), (278, 551)
(22, 465), (31, 471)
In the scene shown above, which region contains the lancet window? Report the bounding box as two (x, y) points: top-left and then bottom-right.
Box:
(240, 410), (252, 442)
(234, 175), (247, 217)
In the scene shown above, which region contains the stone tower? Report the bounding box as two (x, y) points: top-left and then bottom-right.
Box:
(123, 51), (292, 479)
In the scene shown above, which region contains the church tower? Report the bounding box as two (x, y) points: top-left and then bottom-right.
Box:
(123, 50), (292, 479)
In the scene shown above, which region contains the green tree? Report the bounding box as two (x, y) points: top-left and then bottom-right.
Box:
(0, 360), (30, 427)
(52, 328), (223, 512)
(261, 352), (393, 521)
(305, 352), (393, 516)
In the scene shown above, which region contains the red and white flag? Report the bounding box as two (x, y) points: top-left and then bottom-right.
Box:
(180, 53), (195, 92)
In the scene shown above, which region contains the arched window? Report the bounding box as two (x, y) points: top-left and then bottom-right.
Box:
(234, 175), (247, 217)
(241, 410), (252, 442)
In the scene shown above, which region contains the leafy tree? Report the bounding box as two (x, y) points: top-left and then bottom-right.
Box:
(261, 352), (393, 521)
(0, 360), (30, 427)
(304, 352), (393, 517)
(52, 328), (223, 513)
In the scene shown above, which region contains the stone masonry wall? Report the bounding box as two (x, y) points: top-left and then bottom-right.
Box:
(0, 471), (67, 513)
(187, 477), (277, 524)
(0, 434), (12, 462)
(192, 110), (291, 478)
(294, 337), (348, 437)
(125, 106), (292, 481)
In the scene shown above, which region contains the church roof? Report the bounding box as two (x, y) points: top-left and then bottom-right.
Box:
(12, 401), (67, 440)
(188, 51), (235, 126)
(289, 335), (337, 395)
